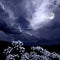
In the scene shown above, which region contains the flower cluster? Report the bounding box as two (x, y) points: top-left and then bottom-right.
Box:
(3, 40), (60, 60)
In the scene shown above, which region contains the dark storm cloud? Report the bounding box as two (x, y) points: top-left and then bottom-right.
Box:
(0, 31), (13, 41)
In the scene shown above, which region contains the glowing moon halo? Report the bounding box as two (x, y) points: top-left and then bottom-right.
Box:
(29, 12), (55, 30)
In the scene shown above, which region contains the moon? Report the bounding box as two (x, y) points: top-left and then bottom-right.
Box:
(48, 12), (55, 20)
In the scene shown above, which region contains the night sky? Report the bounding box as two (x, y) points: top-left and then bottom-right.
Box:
(0, 0), (60, 46)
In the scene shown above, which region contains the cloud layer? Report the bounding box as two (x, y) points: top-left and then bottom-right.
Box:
(23, 0), (60, 30)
